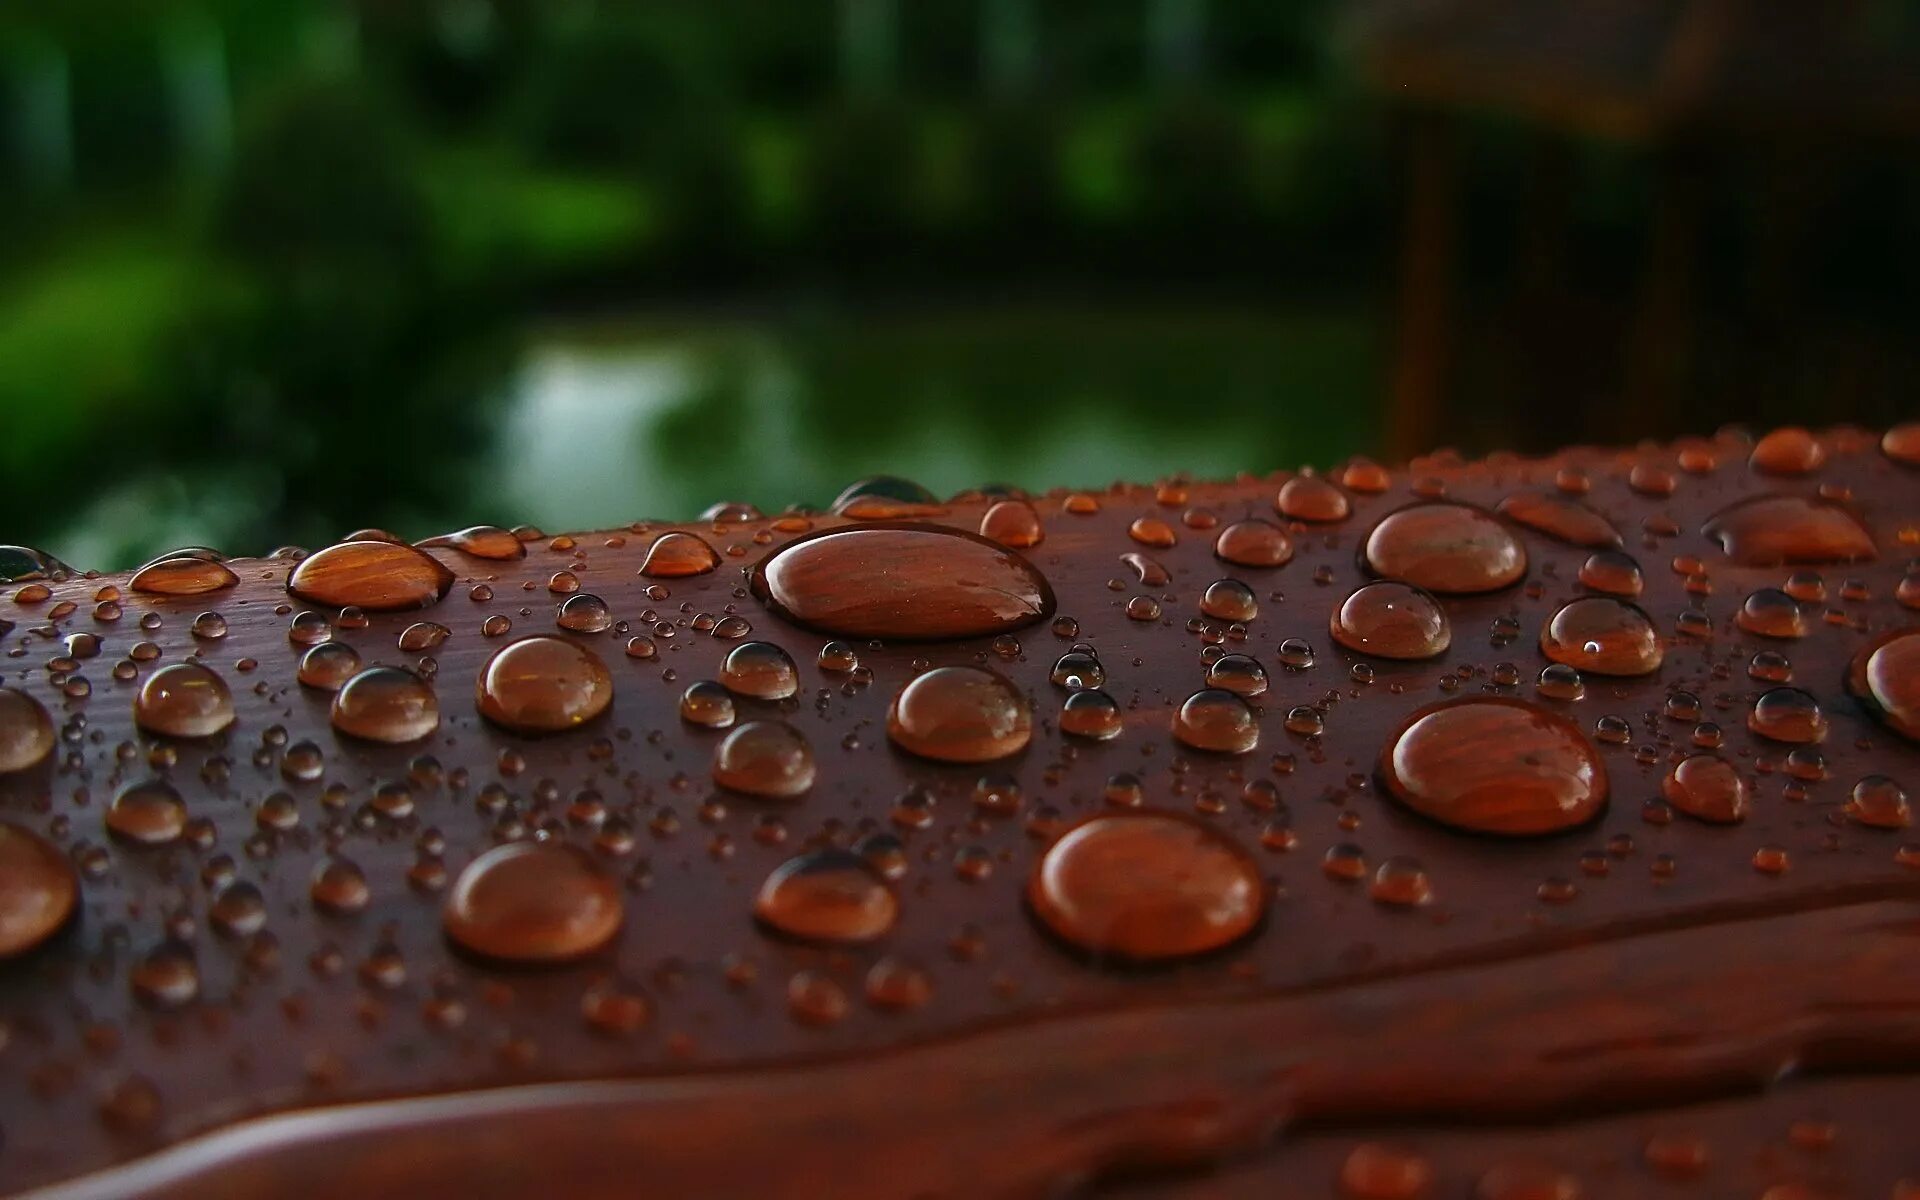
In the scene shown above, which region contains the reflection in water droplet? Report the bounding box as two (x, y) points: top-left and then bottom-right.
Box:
(287, 540), (455, 611)
(0, 688), (55, 773)
(1330, 582), (1450, 660)
(1172, 689), (1259, 754)
(331, 667), (440, 743)
(1027, 811), (1265, 963)
(0, 821), (78, 958)
(1364, 503), (1527, 594)
(752, 524), (1053, 640)
(1381, 698), (1607, 835)
(712, 721), (816, 798)
(443, 842), (623, 963)
(476, 636), (613, 735)
(1050, 650), (1104, 690)
(754, 849), (896, 944)
(1539, 598), (1663, 676)
(887, 667), (1031, 762)
(1663, 754), (1750, 823)
(134, 663), (236, 738)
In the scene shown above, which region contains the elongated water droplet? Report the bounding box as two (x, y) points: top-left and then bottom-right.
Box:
(476, 636), (612, 735)
(134, 663), (235, 738)
(753, 524), (1052, 640)
(1749, 426), (1825, 475)
(331, 666), (439, 743)
(1027, 811), (1265, 963)
(1365, 503), (1527, 594)
(754, 849), (896, 943)
(416, 525), (526, 561)
(287, 540), (455, 611)
(1330, 582), (1450, 659)
(1539, 598), (1662, 676)
(130, 555), (238, 596)
(443, 842), (623, 963)
(1702, 495), (1875, 566)
(638, 531), (720, 578)
(0, 822), (77, 958)
(887, 667), (1031, 762)
(1381, 698), (1607, 835)
(1496, 491), (1621, 548)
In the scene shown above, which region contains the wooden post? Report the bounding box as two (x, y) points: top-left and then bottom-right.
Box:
(1386, 108), (1458, 462)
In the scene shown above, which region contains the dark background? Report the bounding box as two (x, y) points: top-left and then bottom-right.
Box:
(3, 0), (1915, 568)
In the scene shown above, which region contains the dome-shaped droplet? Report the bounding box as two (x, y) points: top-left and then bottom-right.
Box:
(1338, 1143), (1433, 1200)
(1539, 598), (1663, 676)
(680, 680), (736, 728)
(1364, 503), (1527, 594)
(134, 663), (235, 738)
(639, 531), (721, 578)
(831, 475), (942, 519)
(416, 525), (526, 561)
(1172, 688), (1259, 754)
(1847, 775), (1910, 830)
(1735, 587), (1806, 639)
(1702, 496), (1876, 566)
(0, 688), (55, 773)
(1198, 579), (1257, 623)
(1050, 650), (1104, 690)
(1027, 811), (1265, 963)
(310, 855), (371, 914)
(556, 593), (612, 634)
(1577, 550), (1643, 598)
(1060, 689), (1124, 740)
(0, 545), (71, 583)
(130, 554), (238, 596)
(979, 499), (1044, 548)
(753, 849), (896, 944)
(130, 942), (199, 1008)
(476, 636), (612, 735)
(1882, 423), (1920, 466)
(1380, 698), (1607, 835)
(1330, 582), (1450, 660)
(1213, 519), (1294, 568)
(1204, 654), (1269, 698)
(331, 666), (439, 743)
(1536, 663), (1585, 701)
(209, 881), (267, 937)
(1747, 686), (1826, 744)
(752, 524), (1053, 640)
(296, 641), (361, 691)
(443, 842), (623, 963)
(1276, 475), (1350, 522)
(106, 780), (188, 845)
(1662, 754), (1750, 823)
(719, 641), (800, 700)
(1749, 426), (1825, 475)
(712, 720), (816, 798)
(887, 667), (1031, 762)
(1847, 630), (1920, 741)
(286, 540), (455, 611)
(1496, 492), (1622, 549)
(0, 822), (77, 958)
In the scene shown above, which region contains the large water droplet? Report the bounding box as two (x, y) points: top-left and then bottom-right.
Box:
(331, 666), (439, 743)
(1172, 688), (1259, 754)
(753, 849), (896, 944)
(476, 636), (612, 735)
(0, 821), (77, 958)
(639, 531), (721, 578)
(887, 667), (1031, 762)
(130, 554), (239, 596)
(0, 688), (54, 773)
(979, 499), (1044, 548)
(712, 721), (816, 798)
(719, 641), (800, 700)
(1364, 503), (1527, 594)
(1330, 582), (1450, 659)
(1381, 698), (1607, 835)
(0, 545), (72, 583)
(1663, 754), (1750, 823)
(1701, 496), (1876, 566)
(1847, 629), (1920, 741)
(1496, 492), (1622, 548)
(416, 525), (526, 561)
(443, 842), (623, 963)
(752, 524), (1053, 640)
(287, 540), (455, 611)
(1749, 426), (1825, 475)
(134, 663), (235, 738)
(1539, 598), (1663, 676)
(1027, 811), (1265, 963)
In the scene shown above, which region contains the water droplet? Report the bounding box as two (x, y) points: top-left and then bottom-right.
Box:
(1539, 598), (1663, 676)
(1847, 775), (1910, 830)
(818, 640), (859, 672)
(1747, 687), (1826, 743)
(130, 942), (199, 1008)
(1381, 698), (1607, 835)
(979, 499), (1044, 548)
(1204, 654), (1269, 698)
(1474, 1163), (1581, 1200)
(1128, 516), (1177, 547)
(0, 821), (77, 957)
(1496, 492), (1621, 548)
(1736, 588), (1807, 638)
(0, 688), (54, 773)
(311, 855), (371, 914)
(831, 475), (942, 518)
(0, 544), (72, 583)
(1192, 578), (1253, 623)
(1882, 423), (1920, 465)
(1536, 663), (1585, 701)
(443, 842), (623, 963)
(1172, 688), (1259, 754)
(712, 721), (815, 798)
(556, 593), (612, 633)
(639, 531), (720, 578)
(1750, 426), (1825, 474)
(1364, 503), (1527, 594)
(1702, 496), (1876, 566)
(1338, 1143), (1434, 1199)
(106, 780), (188, 845)
(1050, 650), (1105, 690)
(1370, 856), (1433, 906)
(719, 641), (800, 700)
(1846, 630), (1920, 741)
(286, 540), (455, 611)
(786, 969), (849, 1025)
(209, 881), (267, 937)
(753, 849), (896, 944)
(130, 554), (238, 596)
(134, 663), (235, 738)
(1213, 519), (1294, 568)
(887, 667), (1031, 762)
(331, 666), (439, 743)
(1662, 754), (1750, 823)
(1330, 582), (1450, 659)
(416, 525), (526, 561)
(1027, 811), (1265, 963)
(865, 957), (933, 1010)
(1276, 475), (1350, 522)
(1125, 595), (1163, 621)
(680, 680), (737, 728)
(1060, 689), (1124, 740)
(296, 641), (361, 691)
(476, 636), (612, 734)
(752, 524), (1053, 640)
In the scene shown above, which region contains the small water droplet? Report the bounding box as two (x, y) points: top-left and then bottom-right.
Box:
(443, 842), (623, 963)
(979, 499), (1044, 548)
(134, 663), (235, 738)
(887, 667), (1031, 762)
(476, 637), (613, 735)
(331, 667), (439, 743)
(1214, 519), (1294, 568)
(1662, 754), (1750, 823)
(0, 688), (55, 773)
(1060, 689), (1124, 740)
(1205, 654), (1269, 698)
(106, 780), (188, 845)
(712, 721), (815, 798)
(719, 641), (800, 700)
(754, 849), (896, 944)
(1172, 688), (1259, 754)
(638, 531), (721, 578)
